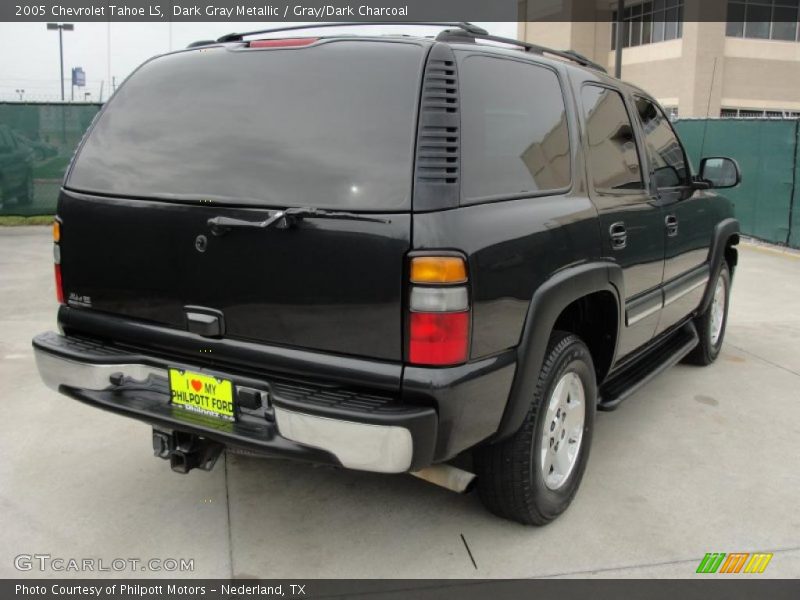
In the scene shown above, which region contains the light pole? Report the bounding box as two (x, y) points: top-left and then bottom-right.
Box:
(15, 89), (25, 101)
(614, 0), (624, 79)
(46, 23), (74, 101)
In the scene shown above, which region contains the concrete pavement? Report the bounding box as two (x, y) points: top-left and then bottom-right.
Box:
(1, 227), (798, 579)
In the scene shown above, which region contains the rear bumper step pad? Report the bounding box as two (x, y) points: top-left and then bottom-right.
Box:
(32, 331), (436, 473)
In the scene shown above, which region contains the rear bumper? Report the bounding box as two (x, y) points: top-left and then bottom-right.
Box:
(32, 331), (436, 473)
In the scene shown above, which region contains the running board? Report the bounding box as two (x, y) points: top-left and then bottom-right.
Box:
(598, 323), (699, 411)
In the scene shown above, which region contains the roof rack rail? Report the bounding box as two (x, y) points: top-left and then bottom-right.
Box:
(435, 28), (608, 73)
(216, 21), (489, 43)
(186, 39), (217, 48)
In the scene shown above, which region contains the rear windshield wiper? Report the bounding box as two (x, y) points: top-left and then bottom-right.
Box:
(207, 207), (391, 236)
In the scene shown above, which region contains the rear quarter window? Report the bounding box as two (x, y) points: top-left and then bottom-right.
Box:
(458, 54), (571, 203)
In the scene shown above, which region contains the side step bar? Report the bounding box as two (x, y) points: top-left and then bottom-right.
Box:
(598, 322), (699, 411)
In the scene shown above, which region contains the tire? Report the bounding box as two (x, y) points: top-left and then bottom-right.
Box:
(474, 331), (597, 525)
(685, 263), (731, 366)
(17, 172), (34, 206)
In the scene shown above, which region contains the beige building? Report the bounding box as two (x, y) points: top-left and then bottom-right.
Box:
(518, 0), (800, 118)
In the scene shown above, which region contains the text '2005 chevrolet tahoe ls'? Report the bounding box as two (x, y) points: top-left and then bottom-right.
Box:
(33, 23), (741, 525)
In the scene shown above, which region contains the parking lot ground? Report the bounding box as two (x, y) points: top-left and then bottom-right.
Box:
(1, 227), (798, 579)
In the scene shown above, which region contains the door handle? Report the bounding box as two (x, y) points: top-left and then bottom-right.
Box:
(665, 215), (679, 237)
(609, 222), (627, 251)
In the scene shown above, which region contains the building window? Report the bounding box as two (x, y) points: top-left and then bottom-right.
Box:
(611, 0), (684, 50)
(721, 107), (800, 118)
(726, 1), (800, 42)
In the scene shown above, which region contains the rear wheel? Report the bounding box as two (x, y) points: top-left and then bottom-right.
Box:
(474, 331), (596, 525)
(685, 263), (730, 366)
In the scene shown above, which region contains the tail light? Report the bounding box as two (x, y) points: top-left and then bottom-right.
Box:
(407, 255), (470, 366)
(53, 218), (64, 304)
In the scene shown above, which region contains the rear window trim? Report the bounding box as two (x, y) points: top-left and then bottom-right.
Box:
(58, 186), (409, 215)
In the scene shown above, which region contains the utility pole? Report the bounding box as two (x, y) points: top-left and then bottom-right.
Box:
(15, 89), (24, 101)
(46, 23), (74, 101)
(614, 0), (624, 79)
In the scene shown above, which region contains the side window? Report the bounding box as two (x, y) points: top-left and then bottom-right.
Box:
(580, 85), (644, 192)
(634, 96), (689, 189)
(460, 55), (571, 202)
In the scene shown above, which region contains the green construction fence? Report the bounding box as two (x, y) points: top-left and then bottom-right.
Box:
(674, 118), (799, 248)
(0, 102), (101, 217)
(1, 102), (798, 247)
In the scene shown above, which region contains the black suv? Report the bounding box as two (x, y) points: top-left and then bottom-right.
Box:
(33, 23), (741, 525)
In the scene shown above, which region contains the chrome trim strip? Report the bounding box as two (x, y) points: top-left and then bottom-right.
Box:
(274, 407), (413, 473)
(627, 301), (662, 326)
(664, 275), (709, 307)
(626, 289), (664, 327)
(34, 348), (166, 392)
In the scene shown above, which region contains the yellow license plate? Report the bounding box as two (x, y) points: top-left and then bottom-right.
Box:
(169, 369), (234, 421)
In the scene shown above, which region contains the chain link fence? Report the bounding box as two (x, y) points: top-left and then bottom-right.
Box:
(674, 118), (800, 248)
(0, 101), (101, 216)
(1, 102), (798, 248)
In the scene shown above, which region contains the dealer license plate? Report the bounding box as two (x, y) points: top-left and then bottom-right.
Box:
(168, 369), (234, 421)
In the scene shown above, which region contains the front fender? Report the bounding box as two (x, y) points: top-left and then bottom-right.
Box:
(699, 218), (740, 314)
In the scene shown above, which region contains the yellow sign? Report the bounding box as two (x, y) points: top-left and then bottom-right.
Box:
(169, 369), (234, 420)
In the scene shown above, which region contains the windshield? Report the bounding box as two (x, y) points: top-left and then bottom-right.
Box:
(67, 40), (424, 211)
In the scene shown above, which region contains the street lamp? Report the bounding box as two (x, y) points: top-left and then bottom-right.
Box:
(46, 23), (74, 102)
(15, 89), (25, 101)
(614, 0), (624, 78)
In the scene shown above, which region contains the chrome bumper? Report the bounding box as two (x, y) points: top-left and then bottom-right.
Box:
(34, 349), (166, 392)
(33, 342), (416, 474)
(274, 408), (413, 473)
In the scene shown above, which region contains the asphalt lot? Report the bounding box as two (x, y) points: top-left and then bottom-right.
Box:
(1, 226), (799, 579)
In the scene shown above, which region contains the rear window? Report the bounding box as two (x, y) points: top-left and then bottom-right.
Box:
(458, 55), (571, 202)
(67, 41), (425, 211)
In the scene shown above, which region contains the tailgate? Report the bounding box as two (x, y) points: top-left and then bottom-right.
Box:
(58, 191), (409, 360)
(57, 39), (425, 361)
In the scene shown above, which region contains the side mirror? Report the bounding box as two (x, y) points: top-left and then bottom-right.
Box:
(699, 157), (741, 189)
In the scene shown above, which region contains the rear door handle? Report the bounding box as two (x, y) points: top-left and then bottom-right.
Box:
(665, 215), (679, 237)
(609, 222), (627, 251)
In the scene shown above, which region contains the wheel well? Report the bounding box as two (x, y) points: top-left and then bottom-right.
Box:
(552, 291), (618, 384)
(725, 234), (739, 275)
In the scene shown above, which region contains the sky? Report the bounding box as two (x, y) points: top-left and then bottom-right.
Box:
(0, 22), (518, 102)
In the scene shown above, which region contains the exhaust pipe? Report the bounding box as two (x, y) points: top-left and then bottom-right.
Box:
(411, 464), (476, 494)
